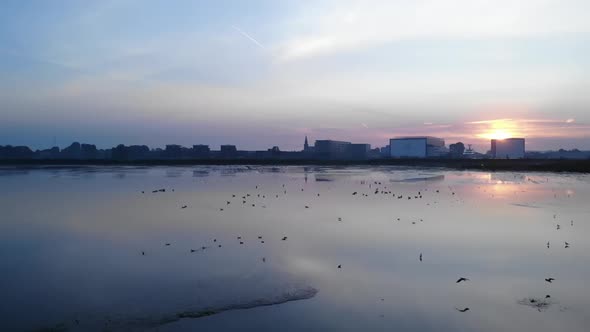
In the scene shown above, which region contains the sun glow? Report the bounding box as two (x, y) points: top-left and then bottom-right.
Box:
(484, 129), (513, 140)
(473, 119), (518, 140)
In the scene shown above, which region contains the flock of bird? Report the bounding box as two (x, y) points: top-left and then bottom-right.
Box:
(136, 172), (574, 316)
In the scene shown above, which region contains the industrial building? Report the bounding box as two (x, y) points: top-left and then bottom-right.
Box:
(314, 140), (351, 159)
(313, 140), (371, 160)
(390, 136), (447, 158)
(491, 138), (525, 159)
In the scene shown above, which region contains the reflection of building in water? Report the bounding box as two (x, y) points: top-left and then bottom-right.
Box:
(491, 173), (526, 183)
(389, 137), (447, 158)
(491, 138), (525, 159)
(193, 170), (210, 177)
(390, 174), (445, 183)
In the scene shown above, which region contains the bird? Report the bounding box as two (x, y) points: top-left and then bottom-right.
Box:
(190, 249), (196, 253)
(545, 295), (551, 299)
(181, 205), (187, 209)
(165, 243), (171, 246)
(547, 241), (550, 248)
(565, 242), (570, 248)
(352, 192), (357, 195)
(141, 251), (145, 256)
(419, 253), (422, 262)
(556, 224), (561, 230)
(240, 241), (244, 245)
(282, 236), (288, 241)
(338, 265), (341, 269)
(456, 277), (469, 283)
(258, 236), (262, 239)
(262, 257), (266, 262)
(338, 217), (342, 221)
(237, 236), (242, 239)
(305, 206), (309, 209)
(455, 307), (470, 312)
(545, 278), (555, 283)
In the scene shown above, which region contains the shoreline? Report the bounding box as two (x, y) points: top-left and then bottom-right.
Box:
(1, 159), (590, 173)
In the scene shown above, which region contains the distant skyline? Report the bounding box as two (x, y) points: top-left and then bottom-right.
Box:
(1, 0), (590, 152)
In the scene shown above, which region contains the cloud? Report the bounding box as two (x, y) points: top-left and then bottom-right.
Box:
(275, 0), (590, 61)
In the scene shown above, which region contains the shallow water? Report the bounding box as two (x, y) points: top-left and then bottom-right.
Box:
(1, 166), (589, 331)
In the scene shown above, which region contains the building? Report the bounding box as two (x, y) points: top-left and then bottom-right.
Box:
(164, 144), (182, 159)
(192, 145), (210, 159)
(390, 136), (446, 158)
(220, 145), (237, 158)
(348, 143), (371, 160)
(312, 140), (371, 160)
(491, 138), (525, 159)
(80, 144), (98, 159)
(314, 140), (351, 159)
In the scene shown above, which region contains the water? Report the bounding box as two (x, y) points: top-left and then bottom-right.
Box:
(1, 166), (589, 331)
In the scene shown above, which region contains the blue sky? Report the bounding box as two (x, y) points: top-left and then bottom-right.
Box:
(1, 0), (590, 151)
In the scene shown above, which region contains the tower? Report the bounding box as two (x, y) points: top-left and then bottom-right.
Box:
(304, 136), (309, 151)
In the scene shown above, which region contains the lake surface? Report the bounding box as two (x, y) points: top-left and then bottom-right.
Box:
(1, 166), (589, 331)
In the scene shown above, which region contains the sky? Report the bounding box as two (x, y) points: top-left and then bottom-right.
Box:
(1, 0), (590, 152)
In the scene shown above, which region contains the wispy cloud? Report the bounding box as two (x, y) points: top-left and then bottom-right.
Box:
(275, 0), (590, 61)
